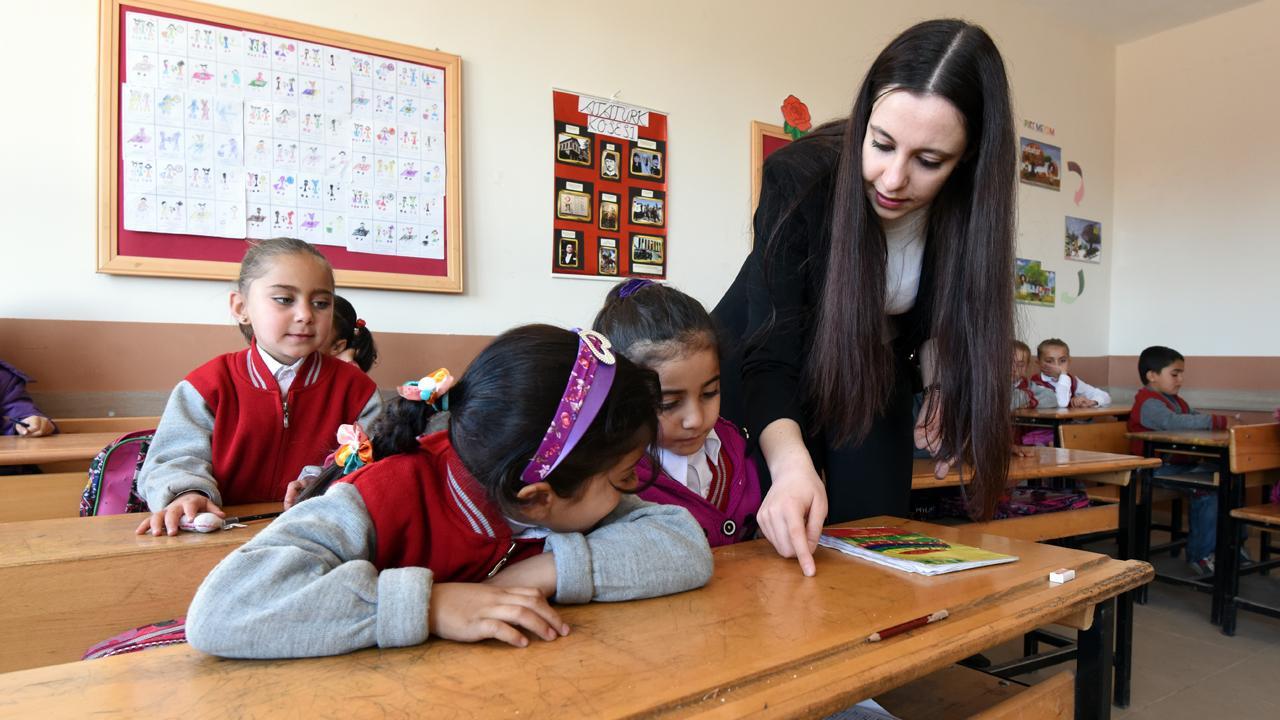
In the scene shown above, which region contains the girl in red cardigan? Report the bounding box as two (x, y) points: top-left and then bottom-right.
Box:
(136, 238), (382, 536)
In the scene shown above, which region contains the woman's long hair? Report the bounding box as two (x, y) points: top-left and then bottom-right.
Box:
(769, 19), (1015, 519)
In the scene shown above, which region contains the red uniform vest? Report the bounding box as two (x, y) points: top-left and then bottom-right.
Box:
(348, 431), (543, 577)
(185, 343), (377, 503)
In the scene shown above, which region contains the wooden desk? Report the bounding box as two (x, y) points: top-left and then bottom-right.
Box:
(0, 471), (86, 523)
(1127, 424), (1280, 629)
(0, 503), (278, 673)
(0, 518), (1151, 720)
(0, 432), (121, 466)
(912, 446), (1160, 491)
(1015, 407), (1130, 447)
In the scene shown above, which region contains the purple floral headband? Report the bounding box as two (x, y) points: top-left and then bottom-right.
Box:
(519, 329), (617, 485)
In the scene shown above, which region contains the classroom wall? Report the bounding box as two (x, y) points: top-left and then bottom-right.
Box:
(1110, 0), (1280, 357)
(2, 0), (1117, 355)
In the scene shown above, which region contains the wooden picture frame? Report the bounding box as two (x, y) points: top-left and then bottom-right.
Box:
(750, 120), (791, 217)
(98, 0), (464, 292)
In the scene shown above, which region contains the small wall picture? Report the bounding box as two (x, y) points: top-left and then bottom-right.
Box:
(1019, 137), (1061, 191)
(1064, 216), (1101, 263)
(598, 239), (619, 275)
(599, 192), (619, 231)
(630, 190), (664, 227)
(631, 233), (664, 265)
(600, 148), (621, 181)
(556, 189), (591, 222)
(630, 147), (663, 180)
(556, 130), (592, 167)
(557, 236), (581, 269)
(1015, 257), (1055, 307)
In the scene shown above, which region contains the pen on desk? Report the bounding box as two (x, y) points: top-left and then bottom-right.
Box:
(3, 416), (31, 430)
(867, 609), (949, 643)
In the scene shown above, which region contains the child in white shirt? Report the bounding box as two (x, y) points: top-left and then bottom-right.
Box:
(1030, 338), (1111, 408)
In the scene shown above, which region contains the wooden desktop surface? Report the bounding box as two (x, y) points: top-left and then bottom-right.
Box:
(0, 431), (122, 465)
(1125, 429), (1229, 448)
(1015, 406), (1129, 420)
(0, 517), (1152, 719)
(911, 446), (1161, 491)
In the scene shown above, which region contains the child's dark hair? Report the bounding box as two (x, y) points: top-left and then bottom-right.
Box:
(1138, 346), (1184, 384)
(307, 324), (660, 510)
(1036, 337), (1069, 359)
(235, 238), (333, 343)
(332, 295), (378, 372)
(592, 280), (719, 367)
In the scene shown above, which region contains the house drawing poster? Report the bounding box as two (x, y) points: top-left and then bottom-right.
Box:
(552, 89), (668, 279)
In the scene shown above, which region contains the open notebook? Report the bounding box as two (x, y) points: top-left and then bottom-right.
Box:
(818, 527), (1017, 576)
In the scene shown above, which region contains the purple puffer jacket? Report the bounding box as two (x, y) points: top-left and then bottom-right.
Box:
(0, 360), (48, 436)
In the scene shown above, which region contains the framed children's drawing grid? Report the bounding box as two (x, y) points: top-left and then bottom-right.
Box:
(98, 0), (464, 292)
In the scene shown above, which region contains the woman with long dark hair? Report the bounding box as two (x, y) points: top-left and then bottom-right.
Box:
(715, 19), (1016, 575)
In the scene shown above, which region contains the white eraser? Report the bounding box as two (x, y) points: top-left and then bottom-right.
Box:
(1049, 568), (1075, 584)
(178, 512), (226, 533)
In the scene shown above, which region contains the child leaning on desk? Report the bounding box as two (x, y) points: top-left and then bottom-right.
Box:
(1029, 338), (1111, 409)
(185, 325), (712, 659)
(1126, 345), (1240, 575)
(0, 360), (55, 437)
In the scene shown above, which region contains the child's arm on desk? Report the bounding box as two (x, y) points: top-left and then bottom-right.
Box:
(134, 382), (225, 535)
(539, 496), (713, 605)
(186, 483), (562, 659)
(1073, 376), (1110, 407)
(1138, 396), (1228, 431)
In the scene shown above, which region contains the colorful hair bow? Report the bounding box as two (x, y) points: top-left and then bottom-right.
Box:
(333, 423), (373, 475)
(519, 329), (616, 485)
(396, 367), (454, 409)
(355, 318), (366, 328)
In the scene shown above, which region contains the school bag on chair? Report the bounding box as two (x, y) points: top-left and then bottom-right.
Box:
(79, 429), (154, 516)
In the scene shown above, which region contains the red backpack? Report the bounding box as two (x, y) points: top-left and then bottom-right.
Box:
(79, 429), (154, 516)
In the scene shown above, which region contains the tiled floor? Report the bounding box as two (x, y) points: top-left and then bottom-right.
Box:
(981, 536), (1280, 719)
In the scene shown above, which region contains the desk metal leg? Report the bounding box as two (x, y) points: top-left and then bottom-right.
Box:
(1221, 512), (1242, 636)
(1210, 449), (1236, 625)
(1137, 465), (1154, 605)
(1114, 591), (1133, 708)
(1076, 597), (1115, 720)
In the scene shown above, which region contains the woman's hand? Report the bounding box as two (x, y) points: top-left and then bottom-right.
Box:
(757, 419), (827, 577)
(914, 388), (954, 478)
(135, 492), (225, 536)
(429, 583), (569, 647)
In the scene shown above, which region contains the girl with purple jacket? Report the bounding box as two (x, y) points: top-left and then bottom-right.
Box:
(1, 360), (55, 437)
(593, 280), (762, 546)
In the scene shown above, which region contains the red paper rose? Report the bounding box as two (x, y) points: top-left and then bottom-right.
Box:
(781, 95), (812, 132)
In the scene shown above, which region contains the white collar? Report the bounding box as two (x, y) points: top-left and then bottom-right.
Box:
(656, 427), (722, 498)
(257, 345), (304, 378)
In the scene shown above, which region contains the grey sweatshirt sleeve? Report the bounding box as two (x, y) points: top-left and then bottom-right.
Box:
(356, 388), (383, 428)
(137, 381), (220, 509)
(544, 495), (713, 604)
(1010, 382), (1032, 410)
(185, 483), (431, 659)
(1139, 397), (1213, 431)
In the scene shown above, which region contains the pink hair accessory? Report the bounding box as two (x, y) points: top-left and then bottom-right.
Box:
(333, 424), (373, 475)
(396, 368), (454, 408)
(519, 329), (616, 485)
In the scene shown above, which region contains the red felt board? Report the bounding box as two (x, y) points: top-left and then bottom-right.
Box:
(551, 89), (668, 280)
(99, 0), (463, 292)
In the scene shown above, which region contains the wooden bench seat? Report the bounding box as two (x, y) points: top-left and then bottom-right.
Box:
(958, 504), (1119, 543)
(878, 665), (1073, 719)
(1230, 502), (1280, 527)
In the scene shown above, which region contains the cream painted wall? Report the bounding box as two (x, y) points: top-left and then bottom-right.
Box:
(1111, 0), (1280, 356)
(2, 0), (1115, 349)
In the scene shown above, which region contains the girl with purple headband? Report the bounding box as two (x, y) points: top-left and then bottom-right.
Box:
(594, 279), (763, 547)
(185, 324), (712, 659)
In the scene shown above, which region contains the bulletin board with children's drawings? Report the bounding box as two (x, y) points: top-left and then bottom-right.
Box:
(98, 0), (464, 292)
(551, 89), (668, 280)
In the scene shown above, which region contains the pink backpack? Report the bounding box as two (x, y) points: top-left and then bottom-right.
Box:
(79, 429), (154, 516)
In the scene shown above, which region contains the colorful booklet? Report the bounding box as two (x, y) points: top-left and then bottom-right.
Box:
(818, 527), (1017, 576)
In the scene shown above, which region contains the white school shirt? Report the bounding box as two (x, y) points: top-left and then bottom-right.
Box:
(1040, 372), (1111, 408)
(656, 428), (722, 499)
(883, 206), (928, 315)
(257, 346), (305, 398)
